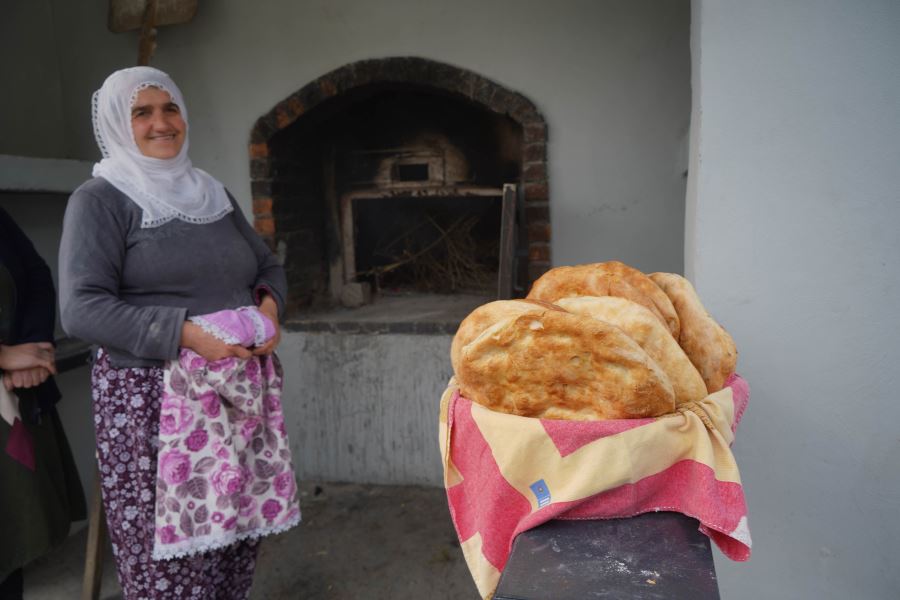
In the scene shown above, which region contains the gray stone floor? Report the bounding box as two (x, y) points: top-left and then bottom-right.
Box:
(23, 481), (477, 600)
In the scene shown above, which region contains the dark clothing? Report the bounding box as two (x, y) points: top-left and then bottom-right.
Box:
(0, 207), (86, 584)
(0, 208), (57, 346)
(0, 208), (60, 412)
(0, 569), (22, 600)
(0, 394), (86, 583)
(59, 177), (287, 368)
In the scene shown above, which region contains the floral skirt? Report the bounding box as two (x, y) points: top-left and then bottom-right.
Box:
(91, 349), (258, 600)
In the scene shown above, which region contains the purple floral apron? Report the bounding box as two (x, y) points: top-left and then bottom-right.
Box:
(152, 307), (301, 560)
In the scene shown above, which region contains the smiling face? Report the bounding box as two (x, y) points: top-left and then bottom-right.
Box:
(131, 86), (186, 159)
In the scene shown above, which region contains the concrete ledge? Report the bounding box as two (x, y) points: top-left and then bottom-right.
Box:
(0, 154), (93, 193)
(283, 293), (488, 336)
(285, 319), (459, 335)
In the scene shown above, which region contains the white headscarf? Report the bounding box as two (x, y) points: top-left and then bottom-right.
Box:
(92, 66), (232, 228)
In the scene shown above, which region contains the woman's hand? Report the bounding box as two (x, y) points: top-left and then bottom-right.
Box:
(3, 366), (51, 391)
(180, 322), (252, 362)
(253, 295), (281, 356)
(0, 342), (56, 373)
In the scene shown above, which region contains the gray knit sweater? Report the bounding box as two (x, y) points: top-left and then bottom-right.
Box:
(59, 177), (287, 367)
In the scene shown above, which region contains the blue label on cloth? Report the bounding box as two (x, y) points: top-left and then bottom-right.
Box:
(530, 479), (551, 508)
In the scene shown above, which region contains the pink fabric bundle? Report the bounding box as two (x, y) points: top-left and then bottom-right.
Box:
(153, 306), (301, 560)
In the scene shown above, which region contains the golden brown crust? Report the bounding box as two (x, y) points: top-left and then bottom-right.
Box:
(526, 261), (680, 338)
(556, 296), (707, 405)
(456, 310), (676, 420)
(450, 299), (566, 376)
(648, 272), (737, 394)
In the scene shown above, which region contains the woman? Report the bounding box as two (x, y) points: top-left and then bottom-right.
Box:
(0, 207), (86, 599)
(59, 67), (288, 599)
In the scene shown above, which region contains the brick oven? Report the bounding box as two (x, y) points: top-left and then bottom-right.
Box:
(248, 57), (550, 321)
(250, 58), (551, 485)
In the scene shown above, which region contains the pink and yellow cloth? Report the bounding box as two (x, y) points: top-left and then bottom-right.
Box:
(153, 306), (301, 560)
(439, 374), (751, 599)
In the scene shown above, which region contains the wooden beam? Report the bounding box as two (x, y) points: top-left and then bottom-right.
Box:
(341, 185), (502, 202)
(136, 0), (158, 66)
(497, 183), (516, 299)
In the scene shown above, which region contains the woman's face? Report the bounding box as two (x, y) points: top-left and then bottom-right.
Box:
(131, 86), (186, 159)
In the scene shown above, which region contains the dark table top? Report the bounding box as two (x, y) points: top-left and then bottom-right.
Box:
(493, 512), (720, 600)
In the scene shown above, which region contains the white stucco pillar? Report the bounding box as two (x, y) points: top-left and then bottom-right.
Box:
(687, 1), (900, 598)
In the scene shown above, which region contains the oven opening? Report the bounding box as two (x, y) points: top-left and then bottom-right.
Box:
(352, 195), (502, 295)
(395, 163), (430, 182)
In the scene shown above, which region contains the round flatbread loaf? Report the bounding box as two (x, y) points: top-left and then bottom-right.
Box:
(526, 261), (680, 338)
(456, 310), (676, 420)
(451, 299), (565, 377)
(648, 272), (737, 394)
(556, 296), (707, 405)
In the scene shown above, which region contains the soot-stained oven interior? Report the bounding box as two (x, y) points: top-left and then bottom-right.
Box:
(267, 83), (524, 323)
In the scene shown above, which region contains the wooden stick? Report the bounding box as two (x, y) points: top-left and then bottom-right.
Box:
(355, 215), (468, 278)
(497, 184), (517, 299)
(137, 0), (159, 66)
(81, 466), (105, 600)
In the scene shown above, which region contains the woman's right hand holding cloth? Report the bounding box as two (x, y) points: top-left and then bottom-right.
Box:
(179, 321), (252, 362)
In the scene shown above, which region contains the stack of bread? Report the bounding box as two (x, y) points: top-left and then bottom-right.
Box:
(451, 261), (737, 420)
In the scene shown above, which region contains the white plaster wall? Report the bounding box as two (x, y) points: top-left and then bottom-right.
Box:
(48, 0), (691, 274)
(688, 1), (900, 598)
(0, 0), (67, 158)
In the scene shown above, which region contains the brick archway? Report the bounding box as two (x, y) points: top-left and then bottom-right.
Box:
(249, 57), (550, 301)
